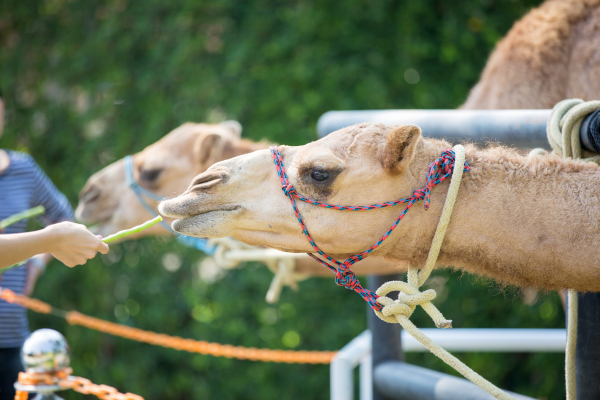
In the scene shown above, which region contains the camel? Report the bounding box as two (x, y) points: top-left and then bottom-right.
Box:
(76, 121), (399, 277)
(462, 0), (600, 109)
(159, 123), (600, 293)
(77, 121), (254, 239)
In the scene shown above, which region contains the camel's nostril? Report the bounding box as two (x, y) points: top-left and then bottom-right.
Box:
(189, 178), (222, 191)
(187, 168), (229, 192)
(191, 173), (219, 187)
(80, 185), (101, 203)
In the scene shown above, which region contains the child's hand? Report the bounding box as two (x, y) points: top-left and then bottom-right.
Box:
(45, 222), (109, 267)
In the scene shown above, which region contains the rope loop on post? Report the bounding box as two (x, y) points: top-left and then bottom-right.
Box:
(546, 98), (600, 162)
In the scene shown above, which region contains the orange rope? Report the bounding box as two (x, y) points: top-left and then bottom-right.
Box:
(0, 288), (52, 314)
(14, 369), (143, 400)
(17, 368), (72, 385)
(0, 288), (336, 364)
(61, 376), (143, 400)
(14, 391), (27, 400)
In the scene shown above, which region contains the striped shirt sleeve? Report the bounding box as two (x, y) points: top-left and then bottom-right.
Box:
(28, 157), (74, 225)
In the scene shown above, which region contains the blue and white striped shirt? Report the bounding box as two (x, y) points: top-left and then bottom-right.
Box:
(0, 150), (73, 348)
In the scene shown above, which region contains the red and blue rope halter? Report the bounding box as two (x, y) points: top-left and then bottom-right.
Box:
(270, 146), (470, 311)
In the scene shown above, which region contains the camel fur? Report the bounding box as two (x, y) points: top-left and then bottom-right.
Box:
(159, 123), (600, 292)
(462, 0), (600, 109)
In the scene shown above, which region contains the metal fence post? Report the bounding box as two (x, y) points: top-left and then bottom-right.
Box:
(368, 274), (403, 400)
(574, 292), (600, 399)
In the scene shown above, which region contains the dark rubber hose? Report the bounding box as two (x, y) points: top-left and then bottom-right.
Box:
(582, 109), (600, 153)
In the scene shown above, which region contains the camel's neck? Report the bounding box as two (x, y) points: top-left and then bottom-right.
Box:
(386, 140), (600, 291)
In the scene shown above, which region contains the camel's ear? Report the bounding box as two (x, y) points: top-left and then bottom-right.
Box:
(381, 125), (421, 174)
(219, 120), (242, 138)
(194, 132), (223, 166)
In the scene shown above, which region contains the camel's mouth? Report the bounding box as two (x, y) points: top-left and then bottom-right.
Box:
(169, 206), (242, 237)
(88, 222), (116, 238)
(75, 202), (114, 229)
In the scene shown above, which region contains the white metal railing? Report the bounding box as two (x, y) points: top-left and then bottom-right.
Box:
(330, 328), (567, 400)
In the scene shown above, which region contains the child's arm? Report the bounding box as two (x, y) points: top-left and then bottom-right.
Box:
(0, 222), (109, 269)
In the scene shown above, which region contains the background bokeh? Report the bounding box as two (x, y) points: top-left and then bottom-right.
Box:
(0, 1), (565, 399)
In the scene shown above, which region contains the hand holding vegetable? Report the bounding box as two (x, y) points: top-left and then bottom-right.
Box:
(0, 222), (109, 269)
(1, 216), (163, 271)
(45, 222), (110, 267)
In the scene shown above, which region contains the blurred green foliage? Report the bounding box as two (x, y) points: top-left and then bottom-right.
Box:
(0, 0), (566, 399)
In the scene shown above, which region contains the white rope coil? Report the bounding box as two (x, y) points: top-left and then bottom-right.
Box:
(546, 98), (600, 162)
(207, 237), (309, 303)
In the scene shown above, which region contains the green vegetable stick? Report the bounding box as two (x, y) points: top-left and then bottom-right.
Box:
(0, 206), (46, 229)
(1, 214), (161, 274)
(102, 216), (164, 243)
(0, 207), (46, 274)
(0, 261), (27, 275)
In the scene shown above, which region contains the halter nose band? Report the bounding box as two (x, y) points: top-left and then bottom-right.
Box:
(269, 146), (470, 311)
(123, 155), (216, 255)
(124, 155), (173, 232)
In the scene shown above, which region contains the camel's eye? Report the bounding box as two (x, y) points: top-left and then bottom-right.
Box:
(139, 168), (162, 183)
(311, 169), (330, 182)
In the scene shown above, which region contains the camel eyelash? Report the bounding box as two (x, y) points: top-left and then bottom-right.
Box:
(299, 165), (343, 187)
(139, 167), (163, 182)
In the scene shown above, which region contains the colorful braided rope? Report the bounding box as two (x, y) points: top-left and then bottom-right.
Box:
(270, 146), (470, 311)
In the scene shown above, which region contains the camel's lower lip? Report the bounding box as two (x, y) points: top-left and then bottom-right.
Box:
(76, 204), (115, 226)
(170, 207), (241, 236)
(77, 213), (112, 235)
(171, 217), (190, 232)
(87, 224), (102, 234)
(89, 222), (118, 239)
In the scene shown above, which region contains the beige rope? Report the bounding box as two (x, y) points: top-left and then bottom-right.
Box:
(207, 237), (309, 303)
(566, 290), (578, 400)
(374, 145), (515, 400)
(547, 98), (600, 162)
(210, 237), (256, 269)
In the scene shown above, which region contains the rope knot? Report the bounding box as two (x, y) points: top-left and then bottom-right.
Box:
(412, 187), (427, 200)
(412, 187), (433, 209)
(374, 277), (452, 329)
(334, 266), (359, 290)
(282, 184), (296, 196)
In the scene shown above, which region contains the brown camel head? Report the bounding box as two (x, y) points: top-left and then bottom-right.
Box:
(159, 123), (428, 259)
(76, 120), (261, 239)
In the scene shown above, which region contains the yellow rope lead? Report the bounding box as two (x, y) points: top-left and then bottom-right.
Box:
(374, 144), (516, 400)
(566, 290), (577, 400)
